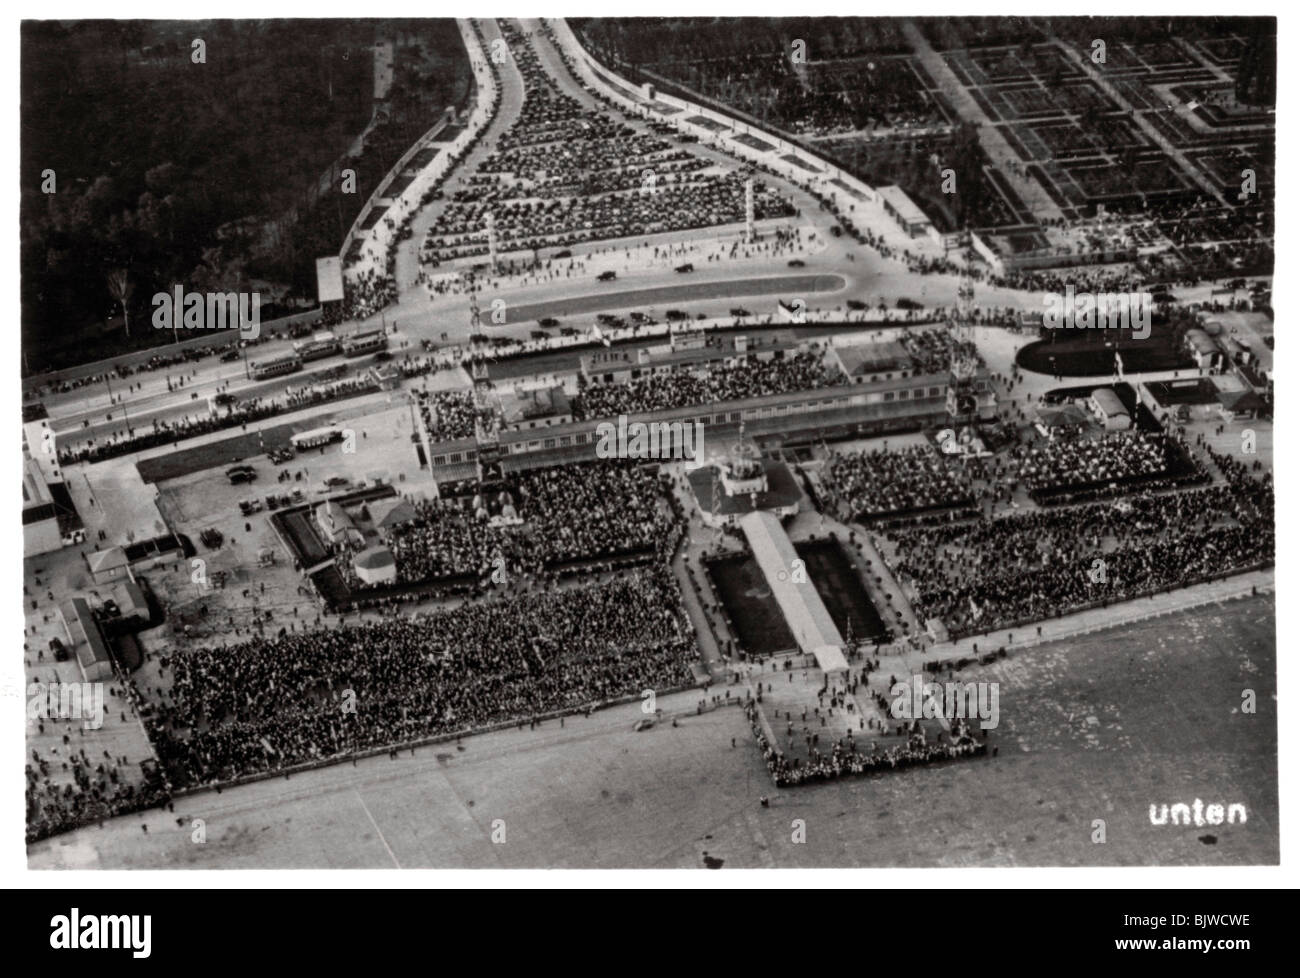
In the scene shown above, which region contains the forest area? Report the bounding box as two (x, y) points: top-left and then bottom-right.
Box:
(20, 18), (467, 372)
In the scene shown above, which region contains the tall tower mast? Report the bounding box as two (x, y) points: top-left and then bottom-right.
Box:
(485, 211), (498, 274)
(467, 272), (483, 343)
(745, 175), (755, 244)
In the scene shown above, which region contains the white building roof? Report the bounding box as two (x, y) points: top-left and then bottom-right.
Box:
(739, 511), (848, 673)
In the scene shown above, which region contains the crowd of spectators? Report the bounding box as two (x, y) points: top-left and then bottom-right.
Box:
(377, 462), (670, 585)
(572, 350), (845, 421)
(744, 701), (984, 786)
(825, 444), (974, 522)
(343, 268), (398, 321)
(998, 430), (1201, 503)
(885, 463), (1273, 637)
(897, 328), (986, 375)
(145, 567), (698, 786)
(416, 389), (479, 442)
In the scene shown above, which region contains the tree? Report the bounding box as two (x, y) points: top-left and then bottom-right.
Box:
(104, 266), (135, 337)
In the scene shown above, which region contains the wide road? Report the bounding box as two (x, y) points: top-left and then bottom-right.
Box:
(499, 274), (846, 323)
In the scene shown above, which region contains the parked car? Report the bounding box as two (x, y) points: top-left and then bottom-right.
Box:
(675, 263), (694, 273)
(787, 259), (806, 268)
(597, 270), (617, 282)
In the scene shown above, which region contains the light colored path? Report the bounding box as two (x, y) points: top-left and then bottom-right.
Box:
(901, 21), (1065, 222)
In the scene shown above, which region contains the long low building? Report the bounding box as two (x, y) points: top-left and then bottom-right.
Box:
(416, 368), (997, 477)
(58, 598), (114, 683)
(739, 511), (848, 675)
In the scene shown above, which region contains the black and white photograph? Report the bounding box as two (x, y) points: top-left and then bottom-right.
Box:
(7, 1), (1290, 914)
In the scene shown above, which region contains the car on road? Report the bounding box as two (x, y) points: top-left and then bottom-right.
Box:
(787, 259), (806, 267)
(560, 327), (580, 336)
(220, 349), (240, 362)
(552, 250), (572, 259)
(730, 308), (750, 318)
(538, 317), (560, 328)
(597, 270), (617, 282)
(323, 476), (350, 490)
(226, 466), (256, 485)
(530, 330), (549, 340)
(675, 263), (694, 273)
(372, 351), (393, 362)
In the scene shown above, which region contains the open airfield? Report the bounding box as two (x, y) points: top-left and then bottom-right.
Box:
(29, 593), (1276, 869)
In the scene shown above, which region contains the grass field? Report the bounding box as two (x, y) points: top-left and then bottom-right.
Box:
(707, 553), (796, 656)
(794, 538), (891, 642)
(29, 592), (1274, 869)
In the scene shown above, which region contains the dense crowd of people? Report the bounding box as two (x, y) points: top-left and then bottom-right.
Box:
(416, 389), (480, 442)
(572, 349), (845, 421)
(999, 430), (1200, 503)
(885, 461), (1274, 638)
(896, 328), (986, 375)
(376, 462), (670, 585)
(342, 268), (398, 321)
(744, 701), (984, 786)
(825, 444), (975, 521)
(146, 568), (697, 786)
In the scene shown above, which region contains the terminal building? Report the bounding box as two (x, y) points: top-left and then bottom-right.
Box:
(413, 330), (998, 483)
